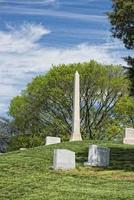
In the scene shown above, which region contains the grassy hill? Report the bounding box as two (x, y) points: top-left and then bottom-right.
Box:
(0, 140), (134, 200)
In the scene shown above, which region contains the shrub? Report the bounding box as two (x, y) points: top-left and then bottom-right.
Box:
(8, 133), (44, 151)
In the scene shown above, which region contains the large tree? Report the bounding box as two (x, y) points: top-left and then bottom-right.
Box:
(9, 61), (129, 140)
(108, 0), (134, 49)
(0, 117), (18, 152)
(108, 0), (134, 95)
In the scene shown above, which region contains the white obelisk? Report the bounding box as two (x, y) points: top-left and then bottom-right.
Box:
(70, 71), (82, 141)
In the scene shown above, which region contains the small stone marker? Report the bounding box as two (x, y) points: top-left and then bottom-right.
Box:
(123, 128), (134, 145)
(53, 149), (75, 170)
(46, 136), (61, 146)
(84, 145), (110, 167)
(20, 148), (27, 151)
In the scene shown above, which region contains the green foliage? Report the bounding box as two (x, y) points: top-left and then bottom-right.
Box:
(108, 0), (134, 49)
(103, 120), (124, 141)
(125, 57), (134, 96)
(0, 141), (134, 200)
(0, 117), (18, 152)
(8, 134), (44, 151)
(114, 95), (134, 127)
(9, 95), (41, 133)
(9, 61), (129, 140)
(103, 96), (134, 141)
(108, 0), (134, 95)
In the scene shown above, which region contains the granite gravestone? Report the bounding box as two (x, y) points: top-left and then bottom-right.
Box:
(46, 136), (61, 145)
(53, 149), (75, 170)
(84, 145), (110, 167)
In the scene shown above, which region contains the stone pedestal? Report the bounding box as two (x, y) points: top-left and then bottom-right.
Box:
(123, 128), (134, 145)
(84, 145), (110, 167)
(53, 149), (75, 170)
(46, 136), (61, 146)
(70, 71), (82, 141)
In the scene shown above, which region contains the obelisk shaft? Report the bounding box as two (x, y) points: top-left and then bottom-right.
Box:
(70, 71), (82, 141)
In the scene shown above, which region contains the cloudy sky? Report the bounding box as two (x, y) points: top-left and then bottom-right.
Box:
(0, 0), (133, 117)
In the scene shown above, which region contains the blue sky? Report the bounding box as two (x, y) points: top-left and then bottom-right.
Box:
(0, 0), (133, 117)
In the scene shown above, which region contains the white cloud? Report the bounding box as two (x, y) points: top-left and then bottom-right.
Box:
(0, 23), (126, 116)
(0, 85), (18, 97)
(0, 23), (50, 53)
(0, 6), (106, 22)
(0, 0), (56, 4)
(0, 103), (8, 113)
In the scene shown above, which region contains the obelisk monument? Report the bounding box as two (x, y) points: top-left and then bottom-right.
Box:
(70, 71), (82, 141)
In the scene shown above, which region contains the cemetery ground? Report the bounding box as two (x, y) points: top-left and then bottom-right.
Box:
(0, 141), (134, 200)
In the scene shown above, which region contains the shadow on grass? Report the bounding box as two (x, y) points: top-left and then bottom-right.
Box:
(109, 147), (134, 171)
(76, 146), (134, 171)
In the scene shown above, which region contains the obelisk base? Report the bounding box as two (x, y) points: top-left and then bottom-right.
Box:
(70, 133), (82, 141)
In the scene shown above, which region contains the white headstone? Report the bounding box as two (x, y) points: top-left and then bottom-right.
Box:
(53, 149), (75, 170)
(123, 128), (134, 145)
(46, 136), (61, 146)
(70, 71), (82, 141)
(84, 145), (110, 167)
(20, 148), (27, 151)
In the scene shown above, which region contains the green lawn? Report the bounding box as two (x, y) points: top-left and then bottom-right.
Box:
(0, 141), (134, 200)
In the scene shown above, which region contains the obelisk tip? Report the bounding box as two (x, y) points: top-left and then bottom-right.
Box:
(75, 71), (79, 75)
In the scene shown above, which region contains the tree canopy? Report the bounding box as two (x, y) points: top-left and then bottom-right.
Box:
(108, 0), (134, 96)
(108, 0), (134, 49)
(0, 117), (18, 152)
(9, 61), (129, 140)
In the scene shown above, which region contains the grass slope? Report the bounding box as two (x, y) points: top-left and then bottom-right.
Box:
(0, 141), (134, 200)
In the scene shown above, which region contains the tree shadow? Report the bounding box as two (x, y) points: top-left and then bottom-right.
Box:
(76, 146), (134, 171)
(109, 147), (134, 171)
